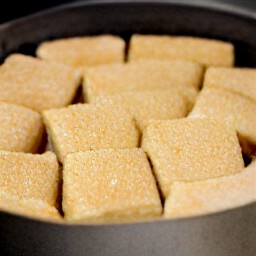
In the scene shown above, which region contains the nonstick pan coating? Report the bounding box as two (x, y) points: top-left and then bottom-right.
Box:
(0, 1), (255, 255)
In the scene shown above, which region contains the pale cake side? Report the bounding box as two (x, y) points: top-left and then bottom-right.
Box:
(43, 104), (139, 162)
(0, 191), (61, 222)
(129, 35), (234, 67)
(63, 149), (162, 223)
(95, 89), (189, 132)
(84, 60), (203, 103)
(0, 102), (44, 153)
(36, 35), (125, 68)
(0, 151), (60, 206)
(189, 87), (256, 154)
(0, 54), (80, 112)
(142, 118), (244, 198)
(164, 160), (256, 219)
(204, 67), (256, 103)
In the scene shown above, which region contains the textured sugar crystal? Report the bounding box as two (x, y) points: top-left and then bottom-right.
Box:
(164, 160), (256, 218)
(63, 149), (162, 223)
(0, 102), (44, 153)
(142, 118), (244, 198)
(43, 104), (139, 162)
(129, 35), (234, 67)
(37, 35), (125, 68)
(0, 54), (80, 111)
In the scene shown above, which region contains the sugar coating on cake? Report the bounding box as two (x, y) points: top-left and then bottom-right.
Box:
(84, 60), (203, 103)
(164, 160), (256, 218)
(0, 35), (252, 222)
(95, 89), (189, 131)
(36, 35), (125, 68)
(204, 67), (256, 103)
(0, 151), (60, 206)
(0, 54), (80, 111)
(142, 118), (244, 198)
(0, 191), (61, 222)
(43, 104), (139, 162)
(129, 35), (234, 67)
(0, 102), (44, 153)
(63, 149), (162, 223)
(189, 87), (256, 148)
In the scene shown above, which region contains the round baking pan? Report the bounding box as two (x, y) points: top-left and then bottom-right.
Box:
(0, 1), (255, 255)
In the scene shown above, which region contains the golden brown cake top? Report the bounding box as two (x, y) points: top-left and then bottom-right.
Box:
(0, 191), (61, 222)
(0, 151), (60, 206)
(164, 160), (256, 218)
(95, 89), (189, 132)
(84, 59), (203, 102)
(129, 35), (234, 67)
(63, 149), (162, 223)
(0, 102), (43, 153)
(43, 104), (139, 162)
(142, 117), (244, 198)
(37, 35), (125, 68)
(204, 67), (256, 103)
(190, 87), (256, 146)
(0, 54), (80, 111)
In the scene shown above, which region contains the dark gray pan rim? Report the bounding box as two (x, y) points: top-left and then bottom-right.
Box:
(0, 0), (255, 227)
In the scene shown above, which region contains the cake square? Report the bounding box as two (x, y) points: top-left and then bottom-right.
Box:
(204, 67), (256, 102)
(0, 54), (80, 112)
(129, 35), (234, 67)
(0, 151), (60, 206)
(95, 89), (189, 132)
(189, 87), (256, 155)
(43, 104), (139, 162)
(142, 118), (244, 198)
(0, 102), (44, 153)
(36, 35), (125, 68)
(0, 191), (61, 222)
(83, 60), (203, 103)
(63, 149), (162, 223)
(164, 160), (256, 218)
